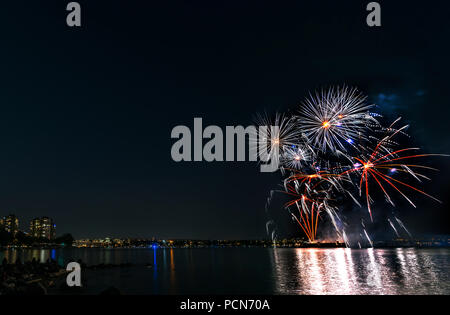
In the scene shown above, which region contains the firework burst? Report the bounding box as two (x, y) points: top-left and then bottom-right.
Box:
(298, 86), (378, 154)
(258, 86), (447, 245)
(253, 112), (300, 166)
(280, 145), (311, 171)
(341, 121), (447, 220)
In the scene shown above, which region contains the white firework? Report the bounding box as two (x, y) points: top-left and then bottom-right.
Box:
(298, 86), (378, 153)
(253, 112), (300, 166)
(280, 145), (311, 170)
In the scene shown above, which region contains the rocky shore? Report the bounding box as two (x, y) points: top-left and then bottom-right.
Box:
(0, 257), (136, 295)
(0, 258), (67, 295)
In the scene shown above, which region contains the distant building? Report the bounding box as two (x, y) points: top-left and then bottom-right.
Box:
(30, 217), (56, 240)
(29, 218), (41, 238)
(1, 214), (19, 235)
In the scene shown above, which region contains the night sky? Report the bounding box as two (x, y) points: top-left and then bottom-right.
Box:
(0, 1), (449, 239)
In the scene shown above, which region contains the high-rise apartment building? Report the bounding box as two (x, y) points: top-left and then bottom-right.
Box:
(1, 214), (19, 235)
(30, 217), (56, 240)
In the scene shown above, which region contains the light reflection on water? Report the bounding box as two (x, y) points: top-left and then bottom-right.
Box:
(0, 247), (449, 294)
(272, 248), (449, 295)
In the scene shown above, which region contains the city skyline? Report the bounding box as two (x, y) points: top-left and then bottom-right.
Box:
(1, 213), (56, 240)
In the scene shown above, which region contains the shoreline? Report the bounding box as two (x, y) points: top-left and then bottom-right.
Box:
(2, 244), (450, 250)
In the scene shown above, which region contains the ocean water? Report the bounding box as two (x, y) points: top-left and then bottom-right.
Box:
(1, 247), (449, 295)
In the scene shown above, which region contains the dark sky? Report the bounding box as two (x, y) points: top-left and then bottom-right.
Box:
(0, 1), (449, 239)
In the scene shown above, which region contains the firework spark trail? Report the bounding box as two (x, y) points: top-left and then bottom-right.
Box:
(388, 218), (400, 237)
(288, 198), (322, 242)
(258, 86), (447, 245)
(395, 217), (412, 237)
(342, 231), (350, 248)
(363, 229), (373, 248)
(340, 132), (447, 220)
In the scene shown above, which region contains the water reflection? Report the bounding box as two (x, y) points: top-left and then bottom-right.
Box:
(0, 249), (57, 265)
(0, 248), (448, 294)
(273, 248), (450, 295)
